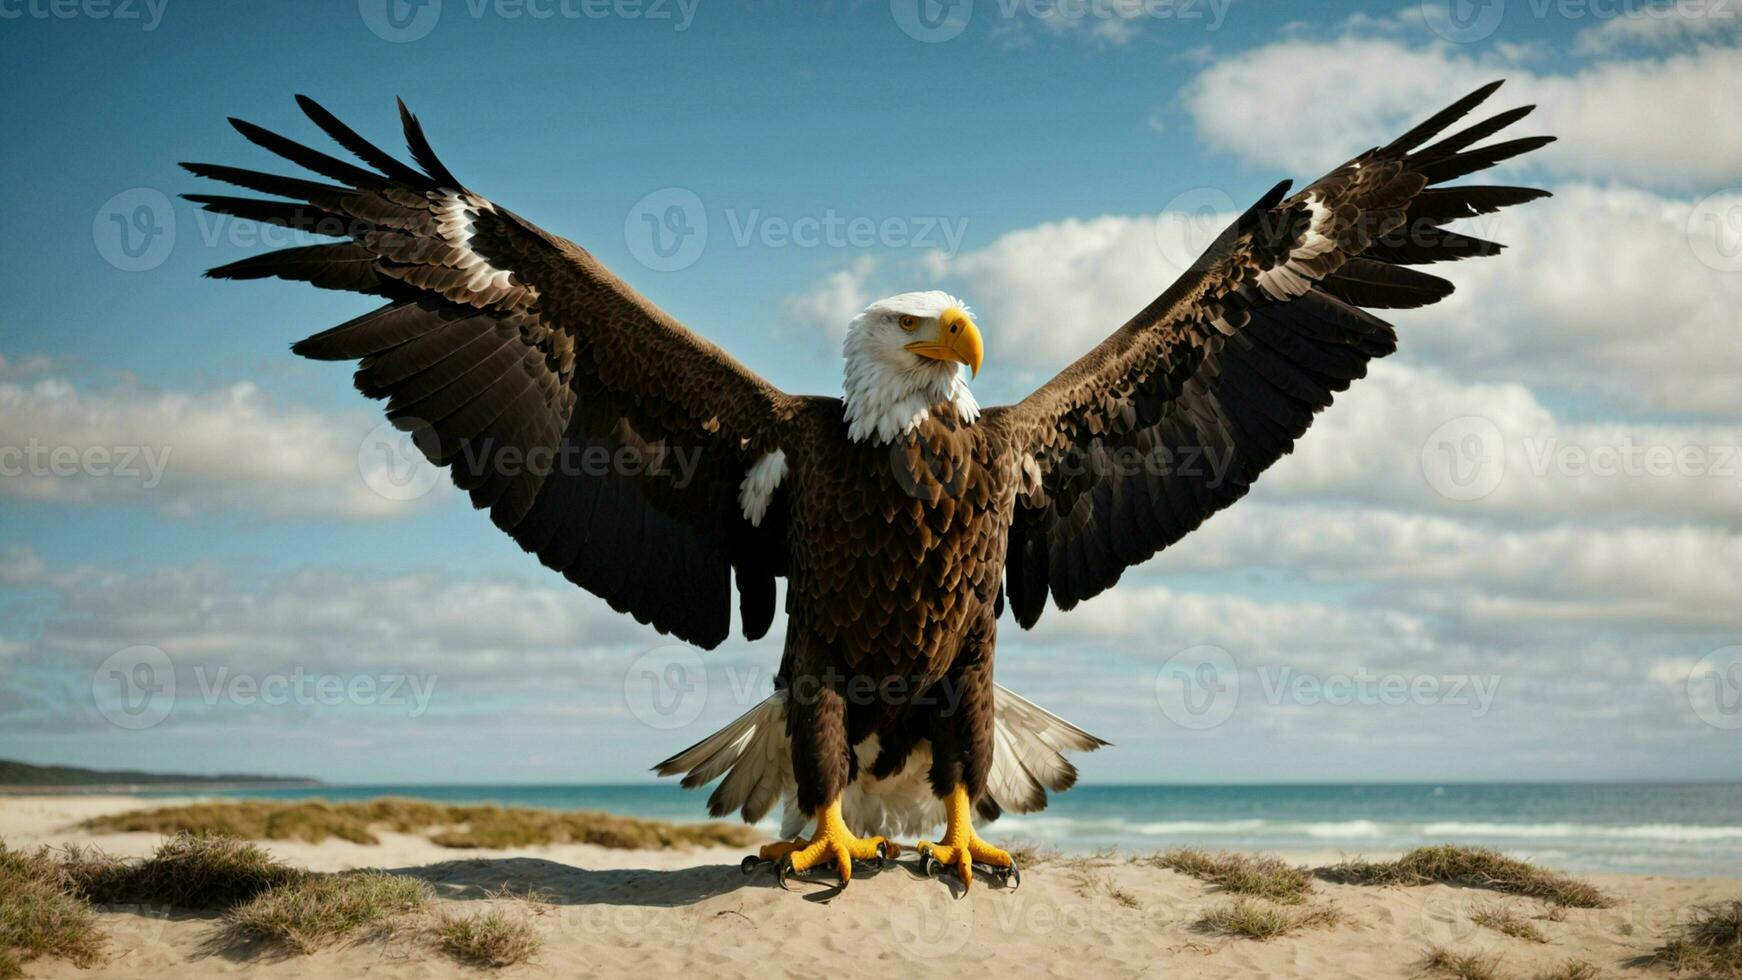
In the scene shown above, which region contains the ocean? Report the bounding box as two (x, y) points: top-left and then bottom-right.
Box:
(159, 782), (1742, 878)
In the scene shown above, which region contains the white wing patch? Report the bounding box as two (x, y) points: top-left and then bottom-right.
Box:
(432, 191), (518, 297)
(738, 449), (788, 527)
(1256, 194), (1335, 301)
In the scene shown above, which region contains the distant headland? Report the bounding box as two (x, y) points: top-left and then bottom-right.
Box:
(0, 759), (321, 795)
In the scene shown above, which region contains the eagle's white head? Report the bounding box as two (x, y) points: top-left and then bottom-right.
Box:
(841, 290), (983, 444)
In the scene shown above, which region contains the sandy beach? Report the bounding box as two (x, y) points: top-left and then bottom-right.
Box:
(3, 794), (1738, 980)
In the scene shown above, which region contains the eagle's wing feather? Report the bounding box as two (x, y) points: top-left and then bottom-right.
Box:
(988, 81), (1552, 628)
(185, 98), (796, 649)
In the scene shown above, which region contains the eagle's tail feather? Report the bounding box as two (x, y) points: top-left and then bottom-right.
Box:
(994, 685), (1111, 792)
(652, 685), (1107, 839)
(651, 690), (790, 824)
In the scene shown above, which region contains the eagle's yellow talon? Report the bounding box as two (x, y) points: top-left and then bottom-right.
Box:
(917, 784), (1015, 891)
(754, 799), (896, 886)
(758, 838), (809, 862)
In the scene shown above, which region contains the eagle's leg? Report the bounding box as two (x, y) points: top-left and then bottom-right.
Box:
(763, 796), (899, 885)
(915, 629), (1014, 890)
(754, 681), (898, 886)
(915, 783), (1018, 889)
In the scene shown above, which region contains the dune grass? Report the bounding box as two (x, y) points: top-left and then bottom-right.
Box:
(64, 833), (306, 909)
(426, 805), (758, 849)
(1532, 961), (1601, 980)
(1424, 947), (1605, 980)
(1470, 901), (1550, 944)
(1154, 848), (1316, 905)
(225, 871), (432, 953)
(1067, 867), (1143, 909)
(1005, 841), (1057, 868)
(1197, 897), (1344, 940)
(0, 842), (106, 980)
(6, 832), (555, 971)
(1319, 846), (1612, 908)
(432, 907), (542, 967)
(1652, 900), (1742, 977)
(82, 798), (760, 850)
(1423, 945), (1507, 980)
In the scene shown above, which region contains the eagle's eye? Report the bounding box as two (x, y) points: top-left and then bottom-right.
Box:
(898, 314), (918, 331)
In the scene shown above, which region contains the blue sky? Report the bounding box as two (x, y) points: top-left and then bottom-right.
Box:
(3, 0), (1741, 788)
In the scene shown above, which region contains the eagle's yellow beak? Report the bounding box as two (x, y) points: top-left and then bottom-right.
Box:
(904, 307), (983, 378)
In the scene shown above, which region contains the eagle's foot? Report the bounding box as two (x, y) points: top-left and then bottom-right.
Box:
(916, 836), (1019, 890)
(915, 784), (1019, 891)
(755, 799), (899, 888)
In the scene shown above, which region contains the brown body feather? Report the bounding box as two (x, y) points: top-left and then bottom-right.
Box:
(779, 400), (1014, 809)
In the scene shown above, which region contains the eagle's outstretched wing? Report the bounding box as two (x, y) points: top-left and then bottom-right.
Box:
(185, 98), (796, 648)
(988, 81), (1552, 629)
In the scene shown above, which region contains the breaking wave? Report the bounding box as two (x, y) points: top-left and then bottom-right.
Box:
(995, 815), (1742, 845)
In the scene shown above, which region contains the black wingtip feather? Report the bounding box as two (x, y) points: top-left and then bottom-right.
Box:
(1413, 104), (1537, 163)
(180, 160), (352, 203)
(181, 192), (350, 233)
(1257, 179), (1293, 211)
(1385, 79), (1506, 154)
(227, 115), (387, 189)
(294, 93), (427, 186)
(396, 97), (462, 189)
(1232, 180), (1292, 238)
(1419, 134), (1557, 184)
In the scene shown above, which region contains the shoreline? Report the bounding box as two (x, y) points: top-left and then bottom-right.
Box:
(0, 781), (323, 796)
(9, 787), (1742, 877)
(5, 794), (1740, 979)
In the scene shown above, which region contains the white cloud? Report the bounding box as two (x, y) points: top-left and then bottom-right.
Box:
(1, 551), (633, 675)
(1026, 583), (1437, 668)
(1405, 184), (1742, 414)
(0, 547), (787, 786)
(1179, 35), (1742, 188)
(1257, 361), (1742, 525)
(1005, 575), (1726, 766)
(780, 255), (877, 348)
(0, 547), (728, 733)
(1146, 502), (1742, 635)
(0, 545), (48, 586)
(0, 354), (52, 381)
(987, 0), (1231, 47)
(1573, 0), (1741, 53)
(0, 372), (451, 520)
(923, 182), (1742, 415)
(924, 212), (1196, 390)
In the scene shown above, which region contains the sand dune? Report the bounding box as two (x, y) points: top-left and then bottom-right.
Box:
(4, 795), (1737, 980)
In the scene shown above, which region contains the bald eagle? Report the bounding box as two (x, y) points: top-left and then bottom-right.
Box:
(186, 81), (1550, 889)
